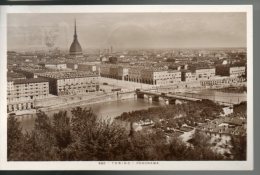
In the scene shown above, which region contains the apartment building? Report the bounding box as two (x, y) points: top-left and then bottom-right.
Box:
(39, 71), (99, 96)
(7, 78), (49, 112)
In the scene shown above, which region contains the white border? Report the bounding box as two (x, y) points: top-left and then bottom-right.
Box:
(0, 5), (253, 170)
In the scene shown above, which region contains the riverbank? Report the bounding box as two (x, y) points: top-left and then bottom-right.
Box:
(212, 85), (247, 93)
(37, 91), (136, 113)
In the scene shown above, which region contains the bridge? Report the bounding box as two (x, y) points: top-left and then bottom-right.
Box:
(135, 89), (202, 105)
(135, 89), (235, 107)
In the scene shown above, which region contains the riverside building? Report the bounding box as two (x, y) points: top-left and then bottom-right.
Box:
(230, 66), (246, 77)
(141, 68), (182, 85)
(216, 65), (246, 78)
(194, 67), (216, 80)
(7, 78), (49, 112)
(38, 71), (99, 96)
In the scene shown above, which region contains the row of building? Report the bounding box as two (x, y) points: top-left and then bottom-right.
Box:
(28, 59), (246, 87)
(7, 70), (99, 113)
(99, 63), (246, 86)
(196, 114), (246, 141)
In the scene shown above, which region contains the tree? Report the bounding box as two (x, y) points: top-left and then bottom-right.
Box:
(68, 107), (129, 161)
(230, 135), (247, 160)
(190, 130), (211, 148)
(7, 115), (23, 160)
(70, 107), (97, 140)
(53, 111), (72, 149)
(27, 111), (58, 160)
(167, 137), (191, 160)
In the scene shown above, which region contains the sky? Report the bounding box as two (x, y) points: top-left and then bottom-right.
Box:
(7, 13), (247, 50)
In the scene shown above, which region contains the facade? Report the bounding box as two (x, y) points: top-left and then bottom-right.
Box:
(195, 68), (216, 80)
(200, 76), (244, 87)
(152, 70), (181, 85)
(117, 66), (129, 80)
(230, 66), (246, 77)
(100, 64), (128, 80)
(39, 71), (99, 96)
(216, 65), (246, 78)
(78, 63), (100, 73)
(99, 64), (182, 85)
(109, 66), (120, 79)
(181, 70), (197, 82)
(128, 66), (142, 82)
(7, 78), (49, 112)
(100, 64), (111, 77)
(44, 63), (67, 70)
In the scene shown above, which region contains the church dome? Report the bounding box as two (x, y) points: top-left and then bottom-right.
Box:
(69, 20), (83, 56)
(69, 38), (82, 54)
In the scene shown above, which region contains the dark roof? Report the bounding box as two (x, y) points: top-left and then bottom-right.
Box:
(13, 78), (49, 84)
(7, 72), (25, 79)
(70, 38), (82, 54)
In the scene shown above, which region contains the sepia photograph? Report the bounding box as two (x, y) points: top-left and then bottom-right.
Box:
(0, 5), (253, 170)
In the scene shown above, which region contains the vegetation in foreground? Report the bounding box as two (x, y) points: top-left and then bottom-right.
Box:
(8, 104), (246, 161)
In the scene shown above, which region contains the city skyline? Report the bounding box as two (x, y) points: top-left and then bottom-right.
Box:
(7, 12), (247, 51)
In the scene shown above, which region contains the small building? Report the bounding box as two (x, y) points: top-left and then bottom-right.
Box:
(195, 67), (216, 80)
(230, 66), (246, 77)
(78, 63), (100, 73)
(39, 62), (67, 70)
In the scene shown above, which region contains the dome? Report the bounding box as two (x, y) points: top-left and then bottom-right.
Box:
(69, 19), (83, 56)
(69, 38), (82, 54)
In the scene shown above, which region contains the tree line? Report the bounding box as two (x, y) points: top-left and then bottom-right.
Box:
(8, 105), (246, 161)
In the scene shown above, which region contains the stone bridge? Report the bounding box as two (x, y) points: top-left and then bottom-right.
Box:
(135, 90), (202, 105)
(135, 89), (235, 107)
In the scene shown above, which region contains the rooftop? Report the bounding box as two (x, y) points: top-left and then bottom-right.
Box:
(197, 116), (246, 136)
(39, 71), (98, 79)
(7, 72), (25, 79)
(12, 78), (49, 84)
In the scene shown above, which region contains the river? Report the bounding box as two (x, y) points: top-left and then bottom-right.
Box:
(18, 89), (247, 132)
(19, 98), (163, 132)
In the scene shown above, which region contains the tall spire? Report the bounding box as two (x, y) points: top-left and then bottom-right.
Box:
(74, 19), (77, 38)
(69, 18), (83, 58)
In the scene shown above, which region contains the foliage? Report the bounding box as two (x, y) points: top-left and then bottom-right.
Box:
(233, 101), (247, 115)
(7, 105), (243, 161)
(230, 135), (247, 160)
(7, 115), (23, 160)
(116, 100), (223, 128)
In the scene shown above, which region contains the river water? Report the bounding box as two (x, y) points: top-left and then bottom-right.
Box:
(19, 98), (163, 132)
(18, 89), (247, 132)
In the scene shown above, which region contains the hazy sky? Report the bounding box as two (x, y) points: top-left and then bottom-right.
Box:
(7, 13), (247, 50)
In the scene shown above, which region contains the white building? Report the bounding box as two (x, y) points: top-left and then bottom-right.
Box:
(45, 63), (67, 70)
(230, 66), (246, 77)
(39, 71), (99, 96)
(195, 68), (216, 80)
(7, 78), (49, 112)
